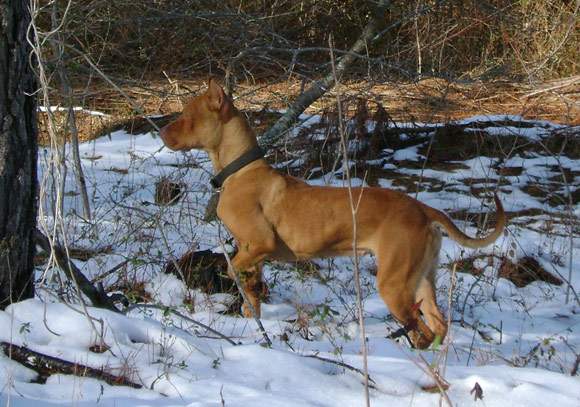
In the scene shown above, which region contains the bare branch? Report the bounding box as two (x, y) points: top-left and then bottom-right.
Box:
(1, 341), (142, 389)
(34, 229), (120, 313)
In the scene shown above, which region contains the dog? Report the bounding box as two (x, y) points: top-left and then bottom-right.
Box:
(160, 79), (506, 349)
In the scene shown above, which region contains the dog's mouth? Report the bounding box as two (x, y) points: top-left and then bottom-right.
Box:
(163, 140), (194, 152)
(159, 127), (196, 152)
(159, 128), (179, 150)
(162, 141), (185, 152)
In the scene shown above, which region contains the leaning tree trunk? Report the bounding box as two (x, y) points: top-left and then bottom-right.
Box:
(0, 1), (38, 308)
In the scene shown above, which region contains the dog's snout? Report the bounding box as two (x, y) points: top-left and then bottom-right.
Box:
(159, 125), (168, 141)
(159, 124), (177, 149)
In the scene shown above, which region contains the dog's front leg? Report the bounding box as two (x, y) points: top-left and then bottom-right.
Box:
(237, 265), (264, 318)
(229, 247), (271, 318)
(220, 203), (277, 318)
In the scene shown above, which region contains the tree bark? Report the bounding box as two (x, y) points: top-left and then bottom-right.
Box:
(0, 1), (38, 308)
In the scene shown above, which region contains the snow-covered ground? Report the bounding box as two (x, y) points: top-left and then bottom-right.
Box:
(1, 114), (579, 406)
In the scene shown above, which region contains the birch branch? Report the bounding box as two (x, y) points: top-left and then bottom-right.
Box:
(258, 0), (391, 147)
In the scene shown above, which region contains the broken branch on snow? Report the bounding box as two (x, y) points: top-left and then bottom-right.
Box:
(1, 341), (142, 389)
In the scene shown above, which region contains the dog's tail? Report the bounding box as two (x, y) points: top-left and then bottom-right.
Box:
(423, 194), (506, 249)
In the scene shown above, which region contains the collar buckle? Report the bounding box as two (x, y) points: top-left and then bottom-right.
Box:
(210, 177), (221, 189)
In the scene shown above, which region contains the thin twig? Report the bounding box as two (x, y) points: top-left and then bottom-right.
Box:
(90, 259), (131, 285)
(329, 35), (371, 407)
(124, 303), (239, 346)
(49, 1), (91, 221)
(303, 354), (378, 389)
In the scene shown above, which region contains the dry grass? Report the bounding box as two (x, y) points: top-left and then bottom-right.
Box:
(42, 1), (579, 81)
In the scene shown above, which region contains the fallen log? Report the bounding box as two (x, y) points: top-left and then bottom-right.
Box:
(1, 341), (142, 389)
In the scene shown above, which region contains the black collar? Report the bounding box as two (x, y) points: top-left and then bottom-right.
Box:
(210, 146), (265, 189)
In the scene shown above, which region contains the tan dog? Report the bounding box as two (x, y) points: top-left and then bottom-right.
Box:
(160, 79), (506, 349)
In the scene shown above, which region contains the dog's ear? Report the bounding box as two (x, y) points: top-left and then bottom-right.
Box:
(206, 78), (233, 121)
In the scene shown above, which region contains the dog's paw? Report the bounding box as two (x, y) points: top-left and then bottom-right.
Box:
(409, 330), (435, 350)
(242, 302), (262, 319)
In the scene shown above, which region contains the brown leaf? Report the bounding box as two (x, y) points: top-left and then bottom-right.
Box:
(470, 381), (484, 401)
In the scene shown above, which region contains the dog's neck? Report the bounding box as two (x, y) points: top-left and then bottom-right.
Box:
(207, 115), (261, 173)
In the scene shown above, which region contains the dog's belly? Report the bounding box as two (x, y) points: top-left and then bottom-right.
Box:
(268, 242), (370, 262)
(270, 218), (374, 260)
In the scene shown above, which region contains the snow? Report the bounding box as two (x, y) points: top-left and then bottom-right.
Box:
(392, 145), (424, 162)
(3, 299), (579, 406)
(1, 113), (579, 406)
(38, 106), (109, 117)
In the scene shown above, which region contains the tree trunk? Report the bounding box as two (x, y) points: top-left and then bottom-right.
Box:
(0, 1), (38, 308)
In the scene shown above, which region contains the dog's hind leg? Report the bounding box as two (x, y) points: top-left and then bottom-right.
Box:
(376, 241), (435, 349)
(415, 229), (447, 344)
(416, 269), (447, 344)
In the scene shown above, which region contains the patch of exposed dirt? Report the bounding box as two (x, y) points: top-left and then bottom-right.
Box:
(108, 281), (152, 304)
(454, 255), (562, 287)
(498, 256), (563, 287)
(498, 166), (524, 176)
(155, 178), (185, 206)
(39, 77), (578, 146)
(164, 249), (237, 295)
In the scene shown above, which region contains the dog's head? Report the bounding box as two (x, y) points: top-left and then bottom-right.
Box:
(160, 78), (234, 151)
